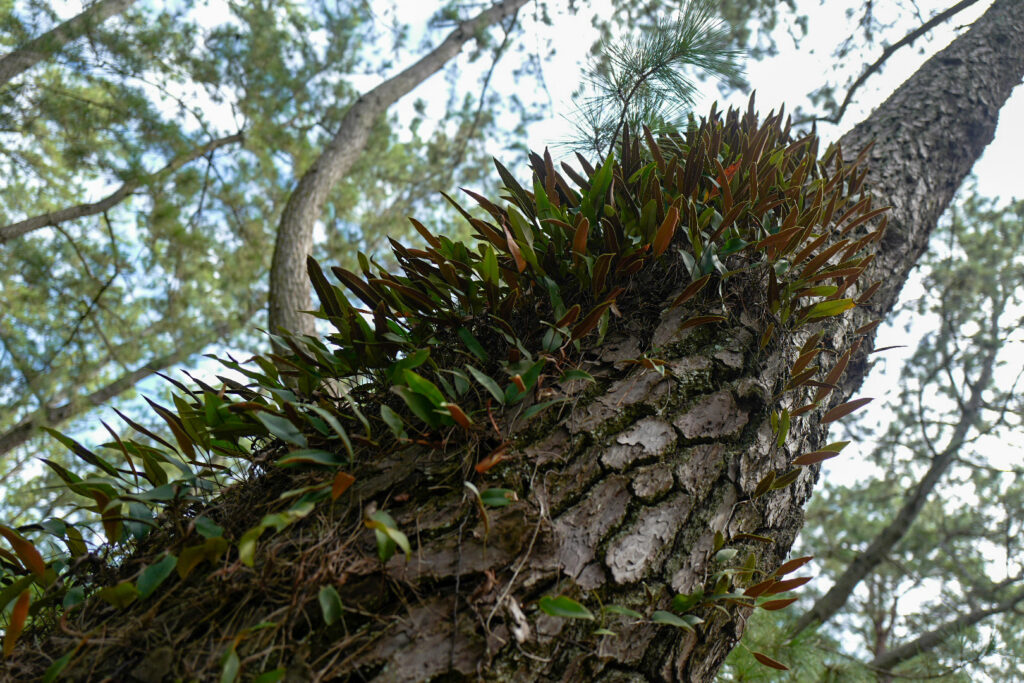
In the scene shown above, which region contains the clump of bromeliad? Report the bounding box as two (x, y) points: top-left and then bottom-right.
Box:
(1, 98), (886, 678)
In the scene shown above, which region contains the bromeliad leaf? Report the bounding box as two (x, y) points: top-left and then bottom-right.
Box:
(255, 412), (307, 447)
(538, 595), (594, 620)
(403, 369), (446, 407)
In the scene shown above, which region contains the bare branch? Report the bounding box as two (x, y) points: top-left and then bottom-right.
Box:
(0, 132), (243, 244)
(791, 334), (1003, 636)
(870, 589), (1024, 671)
(0, 298), (260, 458)
(801, 0), (984, 126)
(0, 0), (138, 86)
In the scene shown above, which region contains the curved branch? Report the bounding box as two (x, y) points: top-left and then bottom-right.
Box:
(0, 0), (138, 86)
(801, 0), (984, 126)
(267, 0), (530, 339)
(869, 589), (1024, 672)
(791, 328), (1003, 636)
(0, 132), (243, 244)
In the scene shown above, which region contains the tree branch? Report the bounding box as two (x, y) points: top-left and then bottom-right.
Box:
(0, 132), (243, 244)
(800, 0), (984, 126)
(0, 298), (260, 458)
(791, 327), (1002, 636)
(869, 589), (1024, 671)
(0, 0), (138, 86)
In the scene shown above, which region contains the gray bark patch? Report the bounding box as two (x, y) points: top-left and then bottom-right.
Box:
(568, 370), (669, 434)
(674, 444), (725, 500)
(631, 463), (675, 501)
(601, 417), (677, 470)
(673, 390), (748, 439)
(606, 492), (692, 584)
(555, 475), (631, 588)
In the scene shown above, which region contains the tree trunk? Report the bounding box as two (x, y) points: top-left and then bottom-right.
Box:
(6, 2), (1024, 681)
(267, 0), (528, 339)
(0, 0), (138, 87)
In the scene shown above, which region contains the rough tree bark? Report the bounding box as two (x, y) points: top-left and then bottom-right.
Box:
(267, 0), (528, 339)
(335, 2), (1024, 677)
(7, 2), (1023, 681)
(0, 0), (138, 86)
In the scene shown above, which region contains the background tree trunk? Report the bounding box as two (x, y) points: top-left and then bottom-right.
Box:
(267, 0), (528, 339)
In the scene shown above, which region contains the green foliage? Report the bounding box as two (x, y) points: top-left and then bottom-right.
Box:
(570, 0), (744, 154)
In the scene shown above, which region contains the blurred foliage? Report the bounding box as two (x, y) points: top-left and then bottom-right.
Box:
(724, 192), (1024, 680)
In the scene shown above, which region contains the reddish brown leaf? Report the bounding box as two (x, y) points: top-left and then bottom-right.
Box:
(570, 288), (624, 341)
(3, 590), (30, 657)
(752, 471), (775, 499)
(651, 206), (680, 258)
(475, 443), (509, 474)
(820, 397), (873, 424)
(669, 274), (712, 309)
(0, 526), (45, 578)
(744, 579), (776, 598)
(759, 597), (799, 611)
(753, 652), (790, 670)
(793, 450), (840, 466)
(734, 532), (774, 544)
(775, 555), (813, 576)
(791, 348), (821, 376)
(331, 471), (356, 501)
(407, 216), (442, 249)
(789, 403), (817, 418)
(798, 239), (850, 279)
(854, 319), (882, 336)
(591, 253), (613, 296)
(763, 576), (812, 595)
(556, 304), (582, 329)
(784, 367), (819, 392)
(444, 403), (473, 430)
(573, 217), (590, 256)
(856, 280), (883, 304)
(755, 226), (802, 251)
(815, 349), (852, 402)
(840, 205), (892, 235)
(503, 224), (526, 273)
